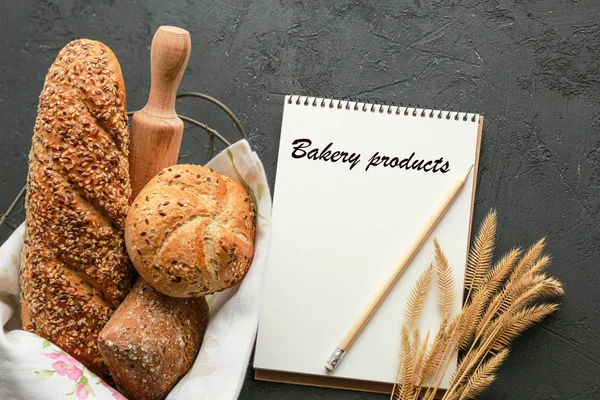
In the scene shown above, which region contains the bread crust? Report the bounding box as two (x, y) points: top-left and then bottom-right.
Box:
(98, 279), (209, 400)
(125, 164), (255, 297)
(20, 39), (134, 376)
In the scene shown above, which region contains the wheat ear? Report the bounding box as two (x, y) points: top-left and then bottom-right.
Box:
(507, 238), (545, 284)
(434, 238), (455, 317)
(405, 264), (434, 327)
(456, 348), (509, 400)
(478, 248), (522, 301)
(464, 210), (496, 301)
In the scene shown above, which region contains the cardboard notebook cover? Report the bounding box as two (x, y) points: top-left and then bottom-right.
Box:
(255, 100), (484, 395)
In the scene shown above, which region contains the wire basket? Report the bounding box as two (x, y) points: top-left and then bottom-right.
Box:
(0, 92), (246, 241)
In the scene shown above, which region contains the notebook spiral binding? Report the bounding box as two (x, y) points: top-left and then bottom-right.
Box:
(286, 95), (479, 123)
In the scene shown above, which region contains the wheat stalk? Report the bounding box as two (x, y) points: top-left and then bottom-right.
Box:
(390, 210), (563, 400)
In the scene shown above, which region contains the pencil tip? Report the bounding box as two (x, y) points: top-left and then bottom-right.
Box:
(460, 165), (474, 182)
(465, 164), (474, 178)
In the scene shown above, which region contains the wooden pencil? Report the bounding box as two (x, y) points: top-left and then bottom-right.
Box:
(324, 165), (474, 372)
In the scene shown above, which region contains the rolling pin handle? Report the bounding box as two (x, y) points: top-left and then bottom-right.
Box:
(145, 26), (191, 118)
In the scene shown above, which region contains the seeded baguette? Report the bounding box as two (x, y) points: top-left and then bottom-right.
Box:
(20, 39), (135, 376)
(98, 279), (209, 400)
(125, 164), (255, 298)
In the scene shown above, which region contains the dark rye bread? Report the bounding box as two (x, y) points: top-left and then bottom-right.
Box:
(125, 164), (255, 298)
(20, 39), (135, 376)
(98, 279), (209, 400)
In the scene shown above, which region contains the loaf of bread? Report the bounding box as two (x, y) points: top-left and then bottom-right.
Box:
(125, 164), (255, 298)
(98, 279), (209, 400)
(20, 39), (135, 376)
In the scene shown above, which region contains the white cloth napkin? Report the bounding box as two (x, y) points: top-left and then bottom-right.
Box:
(0, 139), (272, 400)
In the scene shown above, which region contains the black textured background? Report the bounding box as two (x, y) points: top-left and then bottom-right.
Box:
(1, 1), (599, 399)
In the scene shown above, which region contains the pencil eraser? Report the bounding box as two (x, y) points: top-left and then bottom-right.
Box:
(325, 347), (345, 372)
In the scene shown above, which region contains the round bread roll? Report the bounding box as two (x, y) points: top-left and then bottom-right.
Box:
(125, 164), (255, 297)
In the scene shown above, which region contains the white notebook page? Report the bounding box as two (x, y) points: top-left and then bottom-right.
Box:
(254, 96), (480, 389)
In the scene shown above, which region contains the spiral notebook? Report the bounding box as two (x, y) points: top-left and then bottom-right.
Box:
(254, 95), (483, 394)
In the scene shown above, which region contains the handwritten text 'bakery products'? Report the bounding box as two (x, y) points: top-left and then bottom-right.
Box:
(290, 138), (451, 173)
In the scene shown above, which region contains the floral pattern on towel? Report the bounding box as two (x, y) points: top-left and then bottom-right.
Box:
(35, 340), (125, 400)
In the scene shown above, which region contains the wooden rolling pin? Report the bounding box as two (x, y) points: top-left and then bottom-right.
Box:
(129, 25), (191, 197)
